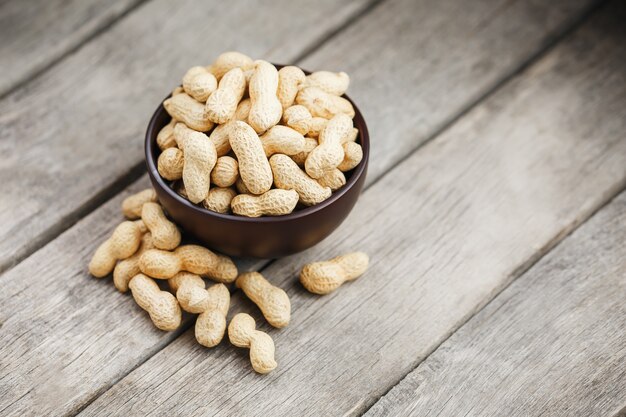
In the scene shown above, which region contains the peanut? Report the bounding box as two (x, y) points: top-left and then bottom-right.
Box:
(304, 71), (350, 96)
(342, 127), (359, 144)
(113, 232), (155, 293)
(163, 93), (214, 132)
(171, 86), (184, 96)
(122, 188), (157, 219)
(316, 168), (346, 191)
(157, 119), (177, 150)
(141, 202), (181, 250)
(270, 154), (331, 206)
(175, 123), (217, 203)
(182, 66), (218, 102)
(296, 86), (355, 119)
(291, 137), (318, 166)
(139, 244), (238, 283)
(89, 221), (143, 277)
(236, 272), (290, 328)
(129, 273), (182, 331)
(169, 272), (230, 347)
(337, 141), (363, 172)
(211, 51), (254, 80)
(281, 105), (312, 135)
(205, 67), (246, 124)
(228, 313), (277, 374)
(277, 66), (306, 111)
(307, 117), (328, 138)
(248, 60), (282, 134)
(305, 114), (351, 178)
(300, 252), (369, 294)
(229, 121), (273, 195)
(260, 125), (306, 157)
(234, 98), (251, 122)
(231, 189), (298, 217)
(208, 99), (252, 157)
(211, 156), (238, 187)
(157, 147), (184, 181)
(235, 177), (250, 194)
(203, 187), (237, 213)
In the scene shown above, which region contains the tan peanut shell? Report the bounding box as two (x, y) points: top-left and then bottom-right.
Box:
(139, 244), (238, 283)
(228, 313), (277, 374)
(304, 71), (350, 96)
(260, 125), (306, 157)
(282, 105), (312, 135)
(203, 187), (237, 213)
(113, 232), (155, 293)
(229, 121), (273, 195)
(175, 123), (217, 203)
(307, 117), (328, 138)
(211, 156), (239, 187)
(300, 252), (369, 295)
(248, 60), (282, 133)
(157, 147), (184, 181)
(338, 141), (363, 172)
(211, 51), (254, 80)
(234, 98), (251, 122)
(291, 137), (318, 166)
(305, 114), (352, 178)
(163, 93), (214, 132)
(205, 67), (246, 124)
(231, 189), (298, 217)
(296, 86), (355, 119)
(141, 202), (181, 250)
(235, 177), (250, 194)
(156, 119), (177, 150)
(182, 66), (218, 102)
(171, 86), (184, 96)
(129, 273), (182, 331)
(89, 221), (143, 277)
(277, 66), (306, 110)
(208, 123), (232, 157)
(236, 272), (291, 328)
(122, 188), (157, 219)
(169, 272), (230, 347)
(316, 168), (346, 191)
(342, 127), (359, 144)
(269, 154), (331, 206)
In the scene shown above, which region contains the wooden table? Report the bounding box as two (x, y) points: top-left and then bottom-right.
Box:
(1, 0), (625, 415)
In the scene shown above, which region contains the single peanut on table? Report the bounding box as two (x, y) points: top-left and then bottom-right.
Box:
(122, 188), (157, 219)
(236, 272), (291, 328)
(113, 232), (155, 293)
(129, 273), (182, 331)
(229, 313), (277, 374)
(300, 252), (369, 295)
(141, 202), (181, 250)
(89, 220), (144, 277)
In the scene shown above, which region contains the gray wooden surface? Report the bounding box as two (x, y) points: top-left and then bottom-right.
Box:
(2, 0), (625, 416)
(365, 191), (626, 417)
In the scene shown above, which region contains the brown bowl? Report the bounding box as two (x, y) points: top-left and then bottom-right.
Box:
(145, 71), (369, 259)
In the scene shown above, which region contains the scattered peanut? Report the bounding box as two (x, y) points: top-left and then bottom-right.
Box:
(277, 66), (306, 110)
(157, 147), (184, 181)
(182, 66), (217, 102)
(248, 60), (282, 133)
(203, 187), (237, 213)
(228, 313), (277, 374)
(236, 272), (290, 328)
(211, 156), (239, 187)
(129, 273), (182, 331)
(300, 252), (369, 294)
(337, 141), (363, 172)
(175, 123), (217, 203)
(113, 232), (155, 292)
(205, 67), (246, 124)
(260, 125), (306, 157)
(231, 189), (298, 217)
(89, 221), (143, 277)
(122, 188), (157, 219)
(270, 154), (331, 206)
(305, 114), (352, 178)
(163, 92), (214, 132)
(316, 168), (346, 191)
(139, 244), (237, 283)
(304, 71), (350, 96)
(296, 86), (355, 119)
(282, 105), (312, 135)
(229, 121), (273, 195)
(141, 202), (181, 250)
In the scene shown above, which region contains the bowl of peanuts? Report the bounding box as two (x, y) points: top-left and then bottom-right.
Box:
(145, 52), (369, 259)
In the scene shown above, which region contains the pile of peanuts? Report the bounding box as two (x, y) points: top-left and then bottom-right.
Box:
(156, 51), (363, 217)
(88, 188), (369, 373)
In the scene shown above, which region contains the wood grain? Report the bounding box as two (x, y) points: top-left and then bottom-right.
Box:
(77, 2), (626, 416)
(0, 0), (143, 97)
(365, 193), (626, 417)
(0, 0), (595, 272)
(0, 0), (373, 273)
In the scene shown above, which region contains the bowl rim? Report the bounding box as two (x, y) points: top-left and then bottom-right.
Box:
(145, 69), (369, 224)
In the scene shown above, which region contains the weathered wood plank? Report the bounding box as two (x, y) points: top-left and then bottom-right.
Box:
(0, 0), (374, 273)
(0, 0), (595, 272)
(0, 0), (143, 96)
(78, 2), (626, 416)
(365, 194), (626, 417)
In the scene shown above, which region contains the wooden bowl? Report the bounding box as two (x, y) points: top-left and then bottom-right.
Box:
(145, 74), (369, 259)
